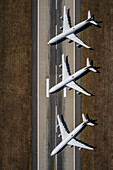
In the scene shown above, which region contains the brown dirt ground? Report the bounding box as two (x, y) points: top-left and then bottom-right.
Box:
(0, 1), (32, 170)
(81, 0), (113, 170)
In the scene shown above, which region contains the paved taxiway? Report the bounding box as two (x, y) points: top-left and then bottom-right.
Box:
(37, 0), (81, 170)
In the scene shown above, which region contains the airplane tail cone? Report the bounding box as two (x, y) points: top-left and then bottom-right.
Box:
(86, 114), (98, 126)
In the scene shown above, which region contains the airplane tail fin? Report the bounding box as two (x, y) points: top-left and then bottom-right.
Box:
(88, 10), (91, 19)
(82, 113), (87, 122)
(82, 113), (98, 126)
(86, 58), (91, 67)
(86, 58), (98, 73)
(87, 10), (98, 26)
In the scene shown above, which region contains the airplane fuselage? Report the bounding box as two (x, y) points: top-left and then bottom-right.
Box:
(51, 121), (87, 156)
(49, 66), (89, 94)
(48, 20), (88, 44)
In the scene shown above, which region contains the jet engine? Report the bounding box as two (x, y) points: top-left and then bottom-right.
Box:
(79, 147), (82, 150)
(59, 64), (62, 68)
(67, 87), (72, 90)
(76, 91), (81, 95)
(68, 39), (73, 43)
(56, 124), (59, 128)
(58, 134), (62, 138)
(60, 26), (63, 30)
(60, 16), (63, 20)
(59, 74), (62, 78)
(76, 44), (82, 48)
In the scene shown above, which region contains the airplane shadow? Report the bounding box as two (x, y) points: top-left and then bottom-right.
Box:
(61, 115), (70, 133)
(66, 56), (71, 75)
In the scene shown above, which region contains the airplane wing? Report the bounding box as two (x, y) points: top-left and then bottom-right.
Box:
(57, 115), (69, 141)
(67, 138), (94, 150)
(66, 81), (91, 96)
(66, 34), (91, 49)
(62, 54), (70, 80)
(63, 6), (70, 32)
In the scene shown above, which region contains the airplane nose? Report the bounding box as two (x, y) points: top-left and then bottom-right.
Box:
(48, 38), (55, 45)
(49, 86), (57, 94)
(50, 151), (54, 156)
(49, 88), (53, 94)
(50, 150), (55, 156)
(47, 41), (50, 44)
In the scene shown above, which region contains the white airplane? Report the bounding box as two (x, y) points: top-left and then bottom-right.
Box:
(49, 54), (99, 96)
(51, 114), (97, 156)
(48, 6), (100, 49)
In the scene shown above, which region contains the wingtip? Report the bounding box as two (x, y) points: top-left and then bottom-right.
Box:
(96, 25), (101, 28)
(91, 94), (95, 96)
(96, 70), (100, 73)
(89, 47), (94, 50)
(88, 93), (93, 97)
(93, 146), (97, 149)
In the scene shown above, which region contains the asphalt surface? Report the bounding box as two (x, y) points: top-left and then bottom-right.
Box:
(36, 0), (81, 170)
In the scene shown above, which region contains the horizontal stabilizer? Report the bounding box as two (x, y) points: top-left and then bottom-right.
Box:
(86, 58), (99, 72)
(82, 113), (98, 126)
(87, 12), (99, 27)
(90, 20), (98, 26)
(89, 67), (97, 72)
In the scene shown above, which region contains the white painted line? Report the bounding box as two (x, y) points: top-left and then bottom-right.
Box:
(73, 1), (76, 170)
(56, 154), (57, 170)
(55, 65), (57, 84)
(56, 25), (57, 35)
(55, 0), (57, 10)
(46, 78), (49, 97)
(64, 87), (66, 97)
(56, 105), (57, 133)
(73, 86), (75, 170)
(56, 43), (57, 50)
(55, 97), (57, 170)
(55, 25), (57, 49)
(37, 0), (39, 169)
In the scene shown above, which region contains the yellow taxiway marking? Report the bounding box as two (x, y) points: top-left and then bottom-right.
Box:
(54, 94), (57, 170)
